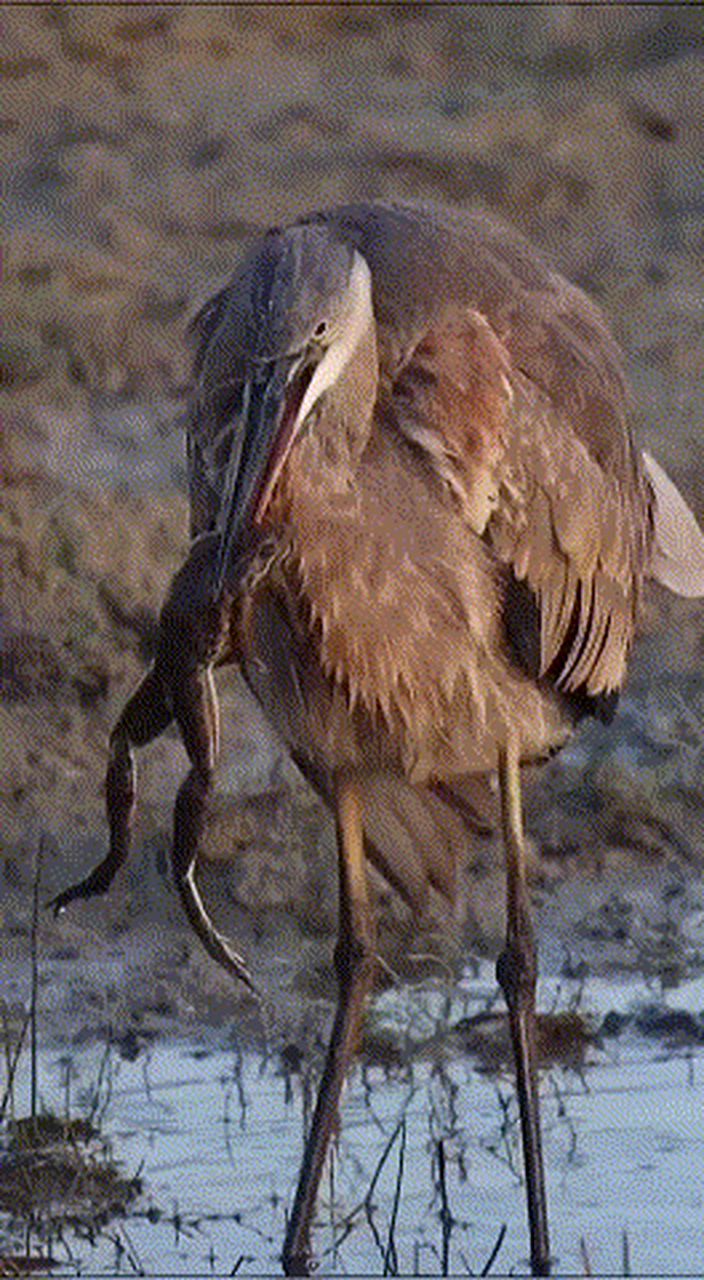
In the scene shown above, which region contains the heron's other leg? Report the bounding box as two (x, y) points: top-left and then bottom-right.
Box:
(496, 734), (550, 1276)
(170, 665), (257, 992)
(49, 669), (172, 914)
(283, 777), (376, 1277)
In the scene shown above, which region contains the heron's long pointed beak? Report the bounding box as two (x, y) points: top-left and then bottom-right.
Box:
(213, 354), (310, 597)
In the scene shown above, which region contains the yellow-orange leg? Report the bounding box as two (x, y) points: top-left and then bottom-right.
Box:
(282, 778), (376, 1276)
(496, 736), (551, 1276)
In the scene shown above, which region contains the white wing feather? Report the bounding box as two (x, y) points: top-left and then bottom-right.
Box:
(643, 451), (704, 597)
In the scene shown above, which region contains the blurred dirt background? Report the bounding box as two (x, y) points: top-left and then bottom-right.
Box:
(2, 3), (704, 1046)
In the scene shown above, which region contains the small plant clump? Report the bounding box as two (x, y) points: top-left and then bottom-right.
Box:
(0, 1110), (141, 1229)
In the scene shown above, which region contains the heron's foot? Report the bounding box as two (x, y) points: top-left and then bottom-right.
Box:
(281, 1244), (312, 1277)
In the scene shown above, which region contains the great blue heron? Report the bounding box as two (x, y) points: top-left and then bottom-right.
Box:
(53, 200), (704, 1275)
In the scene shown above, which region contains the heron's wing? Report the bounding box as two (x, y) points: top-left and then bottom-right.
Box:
(495, 367), (650, 698)
(323, 200), (704, 693)
(390, 302), (651, 701)
(313, 200), (653, 700)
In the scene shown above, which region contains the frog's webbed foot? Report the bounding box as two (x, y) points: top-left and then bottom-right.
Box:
(168, 661), (259, 997)
(49, 667), (172, 916)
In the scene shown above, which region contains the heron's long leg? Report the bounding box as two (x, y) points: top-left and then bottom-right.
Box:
(170, 665), (257, 993)
(496, 735), (551, 1277)
(49, 669), (172, 914)
(282, 778), (376, 1277)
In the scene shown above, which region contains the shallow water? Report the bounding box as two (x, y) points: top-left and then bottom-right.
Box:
(5, 962), (704, 1275)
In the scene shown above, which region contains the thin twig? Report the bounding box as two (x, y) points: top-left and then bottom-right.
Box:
(0, 1006), (30, 1123)
(480, 1223), (507, 1276)
(364, 1112), (410, 1210)
(622, 1229), (630, 1277)
(435, 1137), (452, 1276)
(382, 1116), (406, 1276)
(362, 1114), (408, 1265)
(29, 837), (45, 1131)
(86, 1031), (116, 1127)
(580, 1235), (592, 1276)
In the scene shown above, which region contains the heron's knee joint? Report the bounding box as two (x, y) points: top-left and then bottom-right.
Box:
(334, 935), (375, 987)
(497, 937), (537, 1006)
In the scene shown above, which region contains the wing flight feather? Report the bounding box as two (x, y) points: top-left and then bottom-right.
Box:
(390, 301), (653, 700)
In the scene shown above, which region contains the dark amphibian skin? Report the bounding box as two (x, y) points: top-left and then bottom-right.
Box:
(50, 529), (266, 994)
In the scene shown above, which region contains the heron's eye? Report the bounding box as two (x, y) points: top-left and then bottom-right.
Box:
(312, 320), (328, 341)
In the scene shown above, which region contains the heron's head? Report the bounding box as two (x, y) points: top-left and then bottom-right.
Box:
(195, 223), (376, 596)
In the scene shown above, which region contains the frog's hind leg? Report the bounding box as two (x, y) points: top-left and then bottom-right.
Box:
(49, 668), (172, 914)
(169, 663), (258, 995)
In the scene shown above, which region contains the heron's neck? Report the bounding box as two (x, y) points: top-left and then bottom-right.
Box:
(320, 319), (378, 472)
(270, 321), (378, 524)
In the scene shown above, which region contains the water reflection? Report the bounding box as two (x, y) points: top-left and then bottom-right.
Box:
(4, 963), (704, 1274)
